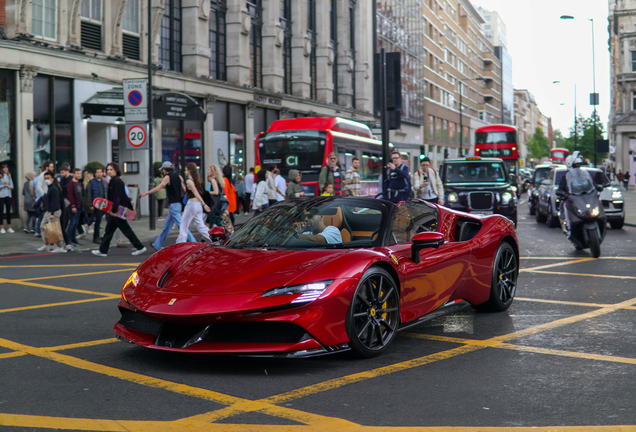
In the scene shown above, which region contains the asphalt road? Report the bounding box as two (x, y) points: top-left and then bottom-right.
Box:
(1, 198), (635, 432)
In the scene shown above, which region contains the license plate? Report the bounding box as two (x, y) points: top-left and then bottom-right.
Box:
(471, 211), (493, 215)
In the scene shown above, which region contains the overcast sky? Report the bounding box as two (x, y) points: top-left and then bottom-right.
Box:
(473, 0), (610, 138)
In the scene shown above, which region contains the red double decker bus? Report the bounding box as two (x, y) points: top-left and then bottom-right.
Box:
(255, 117), (386, 196)
(549, 147), (569, 165)
(474, 124), (519, 187)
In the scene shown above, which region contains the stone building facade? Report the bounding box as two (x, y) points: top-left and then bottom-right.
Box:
(0, 0), (375, 223)
(420, 0), (502, 166)
(609, 0), (636, 182)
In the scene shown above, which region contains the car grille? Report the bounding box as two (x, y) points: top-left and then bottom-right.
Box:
(602, 200), (609, 209)
(469, 192), (494, 210)
(119, 309), (311, 348)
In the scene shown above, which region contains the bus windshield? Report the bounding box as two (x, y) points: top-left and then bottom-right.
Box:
(475, 131), (517, 144)
(258, 130), (326, 173)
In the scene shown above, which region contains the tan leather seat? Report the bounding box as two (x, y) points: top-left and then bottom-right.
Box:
(322, 207), (351, 243)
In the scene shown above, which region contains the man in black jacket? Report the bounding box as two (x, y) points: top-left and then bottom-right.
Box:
(92, 163), (146, 257)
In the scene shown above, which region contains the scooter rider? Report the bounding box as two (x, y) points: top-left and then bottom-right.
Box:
(557, 151), (596, 238)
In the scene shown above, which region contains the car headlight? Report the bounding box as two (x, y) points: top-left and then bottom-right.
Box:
(447, 192), (458, 203)
(511, 186), (518, 193)
(122, 271), (139, 302)
(262, 280), (333, 303)
(612, 190), (622, 199)
(591, 207), (600, 217)
(501, 192), (513, 205)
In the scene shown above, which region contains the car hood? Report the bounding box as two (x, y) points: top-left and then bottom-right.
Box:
(156, 246), (352, 296)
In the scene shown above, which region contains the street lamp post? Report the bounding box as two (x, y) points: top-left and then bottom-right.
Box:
(553, 81), (578, 151)
(560, 15), (597, 163)
(458, 77), (485, 157)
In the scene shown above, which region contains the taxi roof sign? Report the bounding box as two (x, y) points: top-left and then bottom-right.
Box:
(466, 157), (481, 161)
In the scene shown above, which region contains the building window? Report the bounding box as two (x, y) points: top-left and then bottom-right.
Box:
(349, 0), (356, 109)
(209, 0), (227, 80)
(308, 0), (317, 100)
(631, 51), (636, 72)
(247, 0), (263, 88)
(122, 0), (140, 60)
(159, 0), (182, 72)
(632, 91), (636, 110)
(281, 0), (292, 94)
(32, 0), (56, 40)
(331, 0), (338, 104)
(80, 0), (102, 51)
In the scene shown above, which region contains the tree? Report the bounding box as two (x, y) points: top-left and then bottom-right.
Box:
(525, 127), (551, 160)
(562, 113), (606, 164)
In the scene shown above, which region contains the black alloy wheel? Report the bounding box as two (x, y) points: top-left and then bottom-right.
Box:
(546, 202), (559, 227)
(346, 267), (400, 358)
(478, 242), (518, 312)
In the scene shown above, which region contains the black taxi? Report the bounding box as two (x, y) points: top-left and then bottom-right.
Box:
(440, 157), (518, 226)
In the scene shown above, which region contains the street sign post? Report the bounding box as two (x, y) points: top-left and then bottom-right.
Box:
(125, 123), (149, 150)
(123, 78), (148, 123)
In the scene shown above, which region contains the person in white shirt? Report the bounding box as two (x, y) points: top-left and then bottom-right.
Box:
(251, 169), (270, 215)
(298, 214), (343, 244)
(412, 156), (444, 205)
(274, 168), (287, 201)
(244, 167), (255, 208)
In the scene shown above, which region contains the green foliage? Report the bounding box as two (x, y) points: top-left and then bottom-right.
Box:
(84, 161), (105, 174)
(154, 161), (164, 177)
(525, 127), (551, 160)
(562, 113), (606, 164)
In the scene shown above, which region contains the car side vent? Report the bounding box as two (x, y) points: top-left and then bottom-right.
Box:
(455, 219), (482, 242)
(157, 268), (171, 289)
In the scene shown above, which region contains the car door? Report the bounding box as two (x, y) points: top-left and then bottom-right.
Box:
(385, 203), (472, 324)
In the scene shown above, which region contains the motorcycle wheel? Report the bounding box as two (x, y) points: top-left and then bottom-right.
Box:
(588, 228), (601, 258)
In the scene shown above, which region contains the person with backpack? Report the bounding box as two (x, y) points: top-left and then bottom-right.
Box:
(139, 161), (195, 251)
(385, 151), (411, 203)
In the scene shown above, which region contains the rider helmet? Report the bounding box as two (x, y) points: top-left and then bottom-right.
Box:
(565, 151), (583, 170)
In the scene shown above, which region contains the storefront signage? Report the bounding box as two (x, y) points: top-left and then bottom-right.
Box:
(254, 95), (282, 106)
(153, 92), (205, 121)
(125, 123), (148, 150)
(123, 78), (148, 122)
(82, 103), (125, 117)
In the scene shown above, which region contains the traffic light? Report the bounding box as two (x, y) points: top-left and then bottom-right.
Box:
(419, 146), (426, 160)
(444, 148), (449, 159)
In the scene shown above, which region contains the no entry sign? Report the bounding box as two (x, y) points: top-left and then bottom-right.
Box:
(125, 123), (148, 150)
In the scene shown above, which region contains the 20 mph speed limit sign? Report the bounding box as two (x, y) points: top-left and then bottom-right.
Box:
(125, 123), (149, 150)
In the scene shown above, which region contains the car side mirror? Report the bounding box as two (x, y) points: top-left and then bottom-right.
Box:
(209, 226), (227, 242)
(595, 184), (604, 192)
(411, 232), (445, 264)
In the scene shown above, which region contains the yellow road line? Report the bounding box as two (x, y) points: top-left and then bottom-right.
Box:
(0, 279), (119, 297)
(1, 414), (635, 432)
(519, 258), (594, 272)
(0, 337), (351, 427)
(526, 270), (636, 280)
(15, 268), (137, 282)
(403, 334), (636, 365)
(516, 297), (636, 311)
(521, 256), (636, 260)
(0, 296), (119, 314)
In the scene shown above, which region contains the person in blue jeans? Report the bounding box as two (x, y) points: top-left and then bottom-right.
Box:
(139, 161), (195, 250)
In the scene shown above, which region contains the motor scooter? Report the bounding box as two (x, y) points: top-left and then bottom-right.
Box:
(556, 183), (606, 258)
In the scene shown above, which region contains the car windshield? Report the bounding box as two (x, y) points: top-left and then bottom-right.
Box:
(225, 197), (390, 249)
(533, 168), (551, 184)
(567, 169), (595, 195)
(444, 162), (507, 183)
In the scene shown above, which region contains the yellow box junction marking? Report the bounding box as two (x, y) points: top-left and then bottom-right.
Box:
(0, 259), (634, 431)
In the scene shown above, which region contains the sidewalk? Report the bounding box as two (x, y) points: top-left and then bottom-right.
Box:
(0, 212), (253, 257)
(623, 187), (636, 228)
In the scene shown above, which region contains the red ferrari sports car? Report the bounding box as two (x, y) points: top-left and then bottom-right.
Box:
(115, 197), (518, 358)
